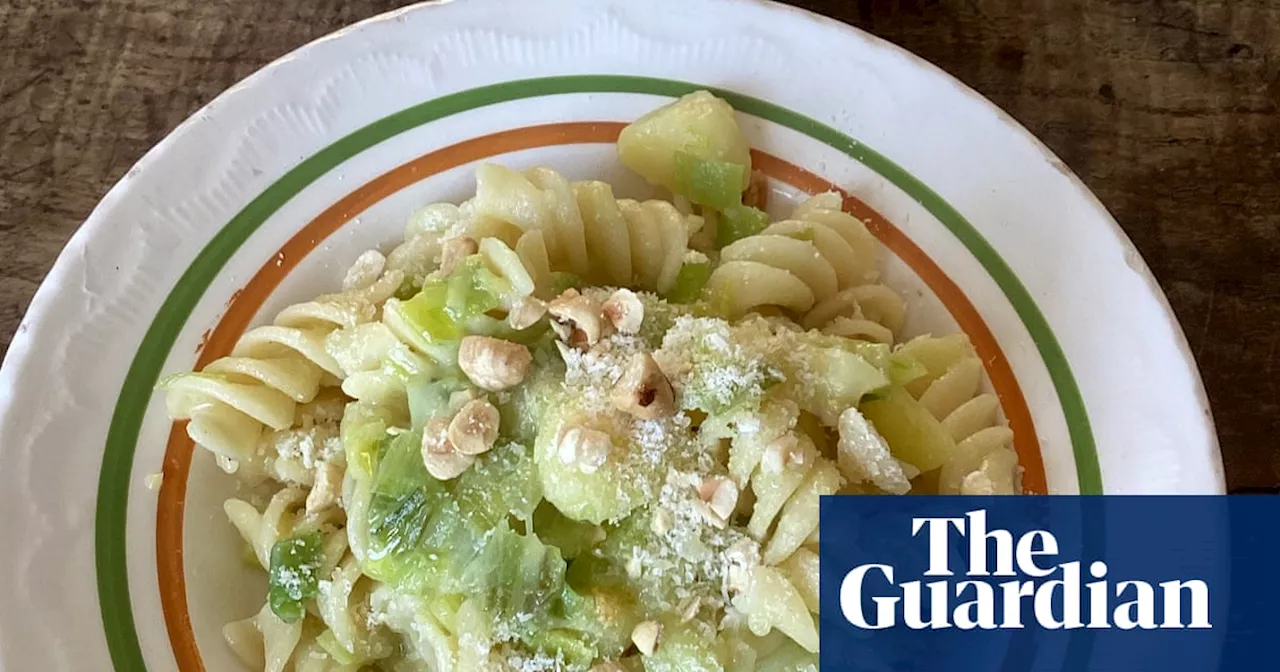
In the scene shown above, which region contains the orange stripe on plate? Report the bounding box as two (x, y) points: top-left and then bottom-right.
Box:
(159, 122), (1045, 671)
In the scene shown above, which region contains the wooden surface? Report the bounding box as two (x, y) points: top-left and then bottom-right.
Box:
(0, 0), (1275, 491)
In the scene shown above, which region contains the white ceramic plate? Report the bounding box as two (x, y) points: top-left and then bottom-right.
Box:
(0, 0), (1221, 669)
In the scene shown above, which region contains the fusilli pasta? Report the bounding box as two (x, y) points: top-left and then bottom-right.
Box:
(460, 164), (703, 296)
(718, 398), (843, 653)
(894, 334), (1019, 494)
(704, 192), (905, 341)
(164, 269), (403, 473)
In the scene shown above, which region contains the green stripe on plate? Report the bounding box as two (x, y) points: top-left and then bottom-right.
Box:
(96, 74), (1100, 670)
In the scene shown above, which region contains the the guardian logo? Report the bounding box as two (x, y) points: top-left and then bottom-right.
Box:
(840, 509), (1212, 631)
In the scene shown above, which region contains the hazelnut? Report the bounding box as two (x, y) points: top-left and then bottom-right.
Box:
(631, 621), (662, 656)
(305, 461), (344, 515)
(556, 427), (611, 474)
(548, 289), (608, 347)
(447, 398), (500, 456)
(423, 450), (475, 481)
(457, 336), (531, 391)
(421, 419), (475, 480)
(610, 353), (675, 420)
(725, 563), (752, 595)
(549, 319), (574, 343)
(601, 288), (644, 334)
(723, 538), (759, 596)
(438, 236), (478, 276)
(760, 435), (803, 474)
(507, 296), (547, 330)
(421, 418), (450, 454)
(695, 476), (738, 527)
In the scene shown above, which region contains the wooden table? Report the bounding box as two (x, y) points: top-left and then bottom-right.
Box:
(0, 1), (1275, 492)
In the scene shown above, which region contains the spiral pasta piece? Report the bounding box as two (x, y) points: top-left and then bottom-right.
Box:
(163, 269), (403, 471)
(718, 399), (845, 653)
(224, 488), (365, 671)
(573, 180), (633, 286)
(790, 192), (879, 285)
(618, 198), (694, 294)
(723, 235), (837, 302)
(739, 439), (844, 564)
(807, 283), (906, 345)
(469, 163), (580, 273)
(702, 191), (905, 338)
(315, 552), (398, 666)
(895, 334), (1018, 493)
(728, 462), (838, 654)
(225, 606), (366, 672)
(731, 563), (819, 654)
(370, 585), (462, 672)
(383, 203), (456, 282)
(224, 603), (303, 672)
(726, 399), (841, 563)
(317, 555), (365, 654)
(225, 487), (306, 570)
(525, 166), (591, 278)
(779, 547), (820, 614)
(759, 459), (842, 566)
(705, 261), (816, 319)
(460, 164), (703, 295)
(896, 334), (1011, 447)
(476, 236), (537, 303)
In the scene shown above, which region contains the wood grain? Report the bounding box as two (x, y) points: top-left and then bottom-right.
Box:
(0, 0), (1275, 491)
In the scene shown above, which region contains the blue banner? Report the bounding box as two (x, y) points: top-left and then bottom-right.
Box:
(819, 496), (1277, 671)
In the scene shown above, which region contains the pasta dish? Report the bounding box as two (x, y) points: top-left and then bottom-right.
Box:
(161, 91), (1020, 671)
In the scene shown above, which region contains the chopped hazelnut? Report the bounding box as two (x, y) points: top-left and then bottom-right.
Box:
(421, 418), (450, 454)
(631, 621), (662, 656)
(447, 398), (500, 456)
(420, 419), (475, 480)
(507, 296), (547, 330)
(305, 461), (344, 515)
(419, 417), (476, 478)
(457, 336), (531, 391)
(601, 288), (644, 334)
(548, 289), (608, 347)
(556, 427), (611, 474)
(610, 353), (675, 420)
(760, 434), (802, 474)
(694, 476), (739, 527)
(438, 236), (478, 276)
(423, 450), (475, 481)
